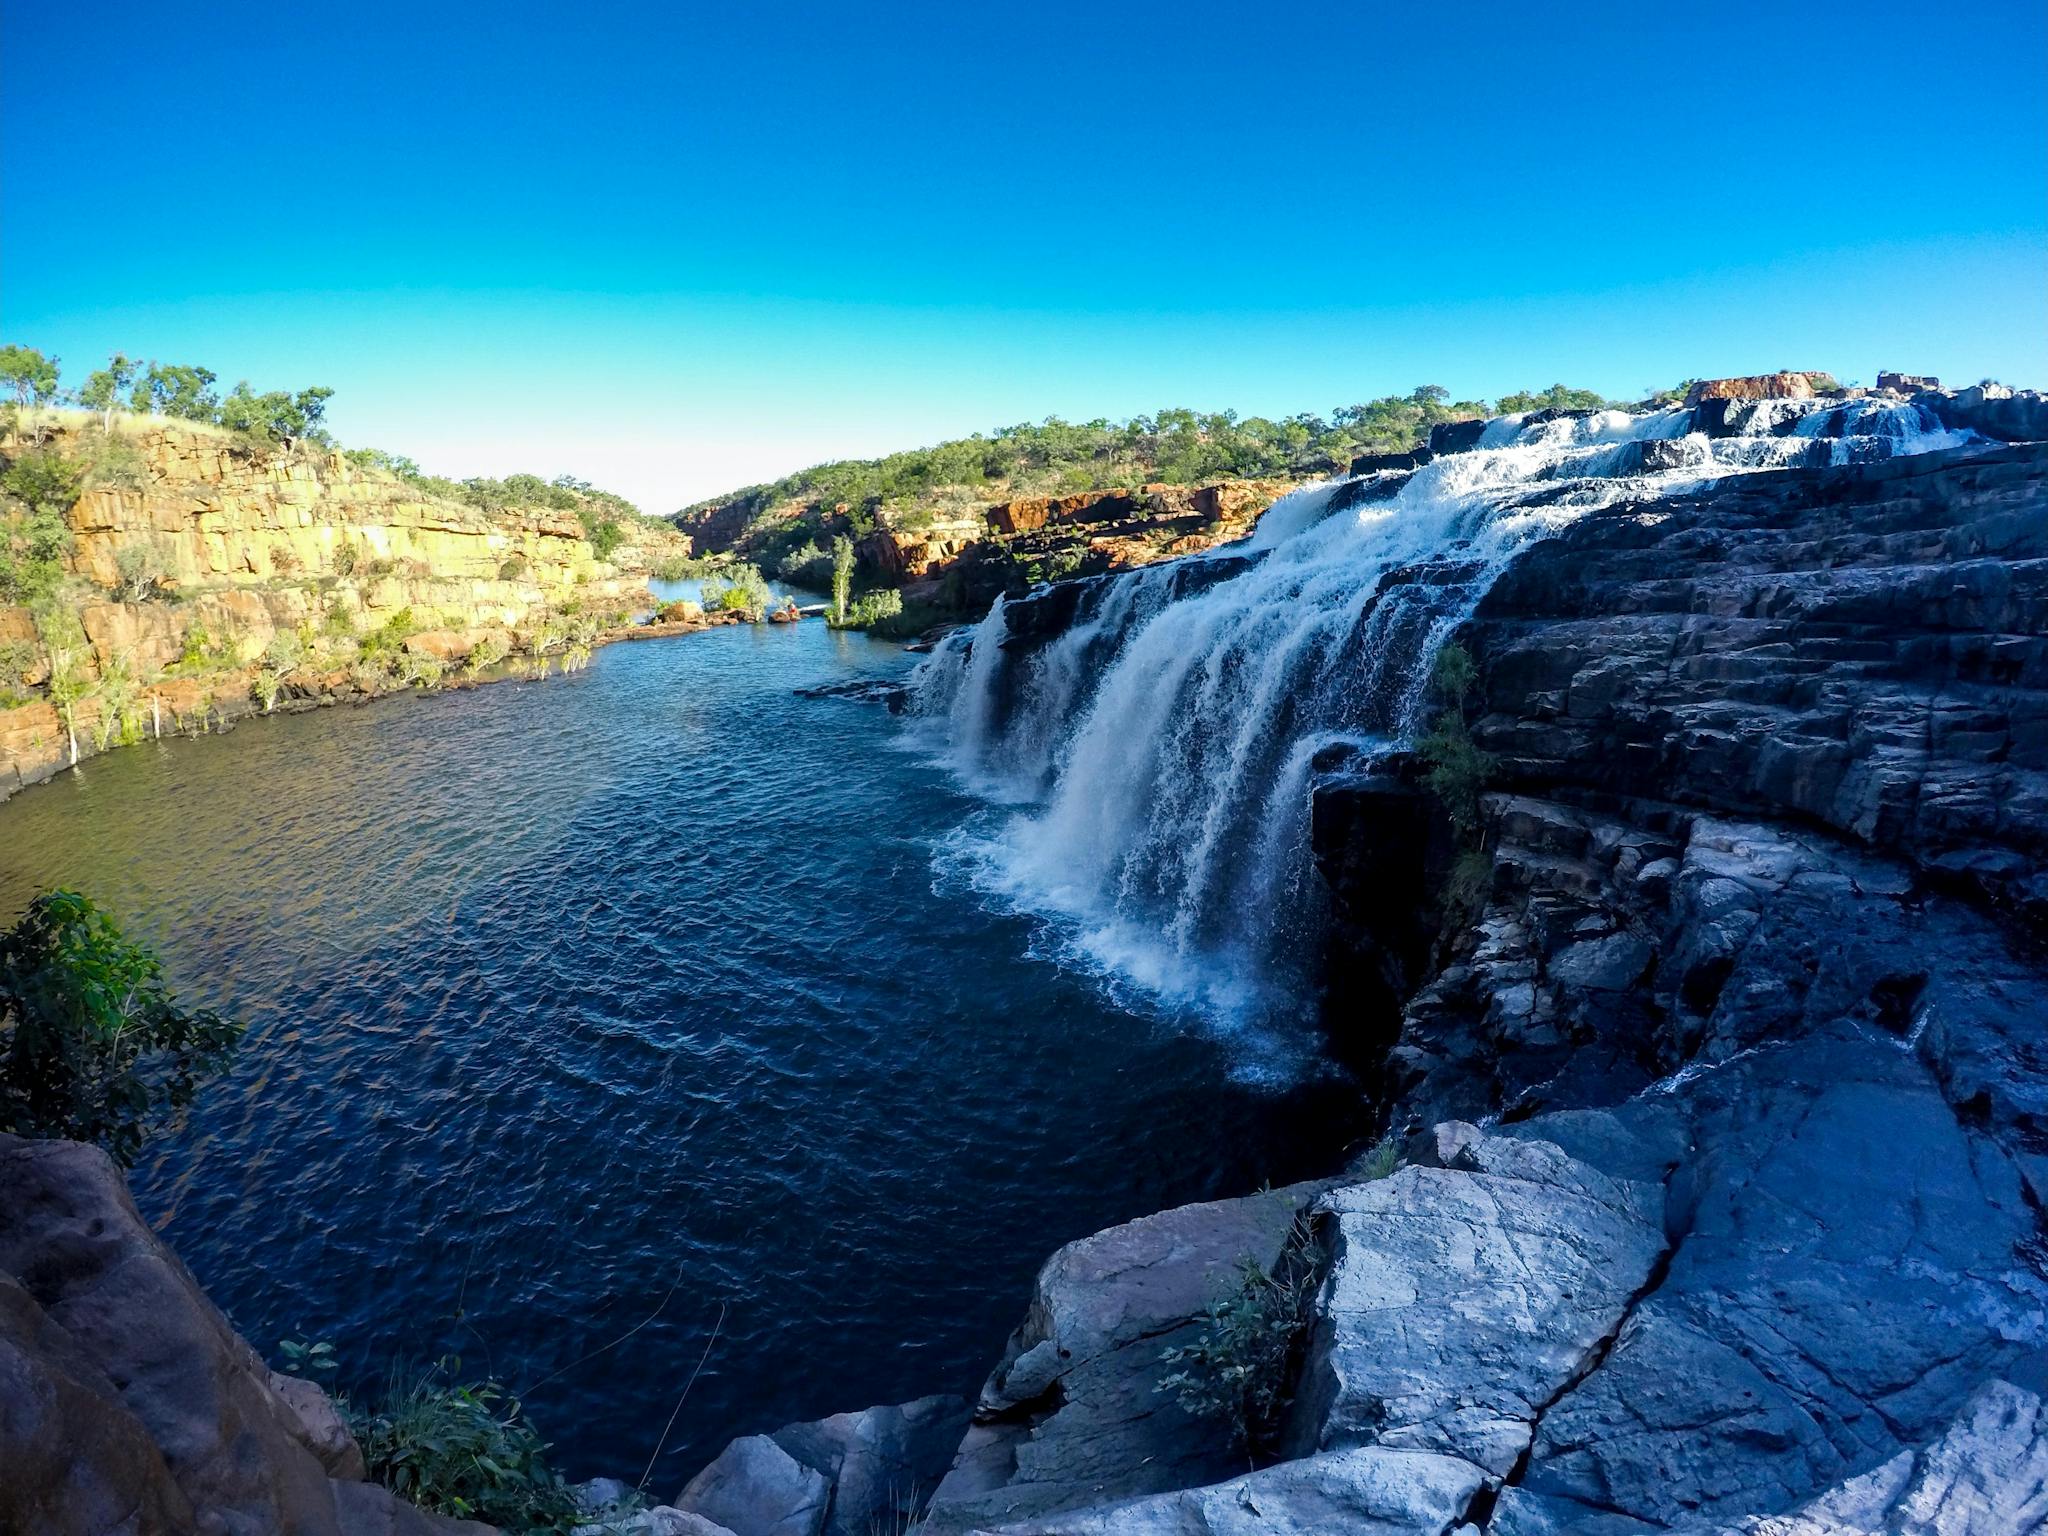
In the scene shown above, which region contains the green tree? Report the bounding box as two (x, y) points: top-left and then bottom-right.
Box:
(78, 354), (140, 430)
(1417, 641), (1495, 832)
(1495, 383), (1612, 415)
(135, 363), (221, 422)
(0, 890), (243, 1167)
(113, 539), (169, 601)
(219, 382), (337, 446)
(830, 534), (855, 623)
(0, 449), (84, 605)
(35, 605), (94, 766)
(0, 344), (61, 408)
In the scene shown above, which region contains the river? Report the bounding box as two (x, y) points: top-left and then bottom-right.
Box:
(0, 594), (1369, 1484)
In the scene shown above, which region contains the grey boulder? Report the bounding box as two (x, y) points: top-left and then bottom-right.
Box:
(674, 1433), (830, 1536)
(1287, 1125), (1670, 1476)
(964, 1445), (1486, 1535)
(920, 1181), (1327, 1533)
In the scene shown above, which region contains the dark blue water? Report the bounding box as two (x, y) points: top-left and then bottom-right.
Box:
(0, 611), (1369, 1488)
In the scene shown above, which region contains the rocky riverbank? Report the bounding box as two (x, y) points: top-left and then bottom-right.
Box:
(6, 379), (2047, 1535)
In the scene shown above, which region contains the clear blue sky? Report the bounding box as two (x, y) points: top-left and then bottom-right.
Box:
(5, 0), (2043, 509)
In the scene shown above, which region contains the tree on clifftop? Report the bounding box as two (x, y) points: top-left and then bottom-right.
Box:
(219, 382), (336, 446)
(1495, 383), (1613, 415)
(77, 354), (141, 429)
(134, 362), (221, 421)
(0, 344), (61, 408)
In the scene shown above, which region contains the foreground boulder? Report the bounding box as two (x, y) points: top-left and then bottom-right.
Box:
(0, 1134), (484, 1536)
(673, 1394), (968, 1536)
(1285, 1124), (1672, 1477)
(967, 1445), (1487, 1535)
(917, 1182), (1328, 1533)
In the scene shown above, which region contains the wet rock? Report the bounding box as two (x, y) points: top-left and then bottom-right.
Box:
(1350, 448), (1432, 475)
(966, 1445), (1487, 1535)
(1285, 1129), (1669, 1476)
(673, 1434), (830, 1536)
(793, 678), (909, 711)
(1311, 771), (1456, 1056)
(1929, 381), (2048, 442)
(1427, 418), (1489, 456)
(919, 1182), (1328, 1533)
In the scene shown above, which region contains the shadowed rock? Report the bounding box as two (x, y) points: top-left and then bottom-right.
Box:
(0, 1133), (486, 1535)
(918, 1182), (1328, 1534)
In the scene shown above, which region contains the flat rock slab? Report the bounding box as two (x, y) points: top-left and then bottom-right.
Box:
(963, 1445), (1486, 1536)
(1288, 1126), (1670, 1475)
(1513, 1026), (2048, 1529)
(920, 1181), (1328, 1533)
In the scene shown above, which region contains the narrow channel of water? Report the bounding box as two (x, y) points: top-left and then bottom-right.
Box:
(0, 609), (1369, 1483)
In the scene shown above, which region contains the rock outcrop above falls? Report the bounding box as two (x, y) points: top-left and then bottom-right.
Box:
(1297, 429), (2048, 1529)
(881, 401), (2048, 1532)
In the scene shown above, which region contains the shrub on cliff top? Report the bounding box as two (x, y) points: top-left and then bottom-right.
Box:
(0, 891), (243, 1167)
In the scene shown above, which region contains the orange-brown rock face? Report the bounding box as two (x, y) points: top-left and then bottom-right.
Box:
(1684, 373), (1823, 406)
(0, 413), (676, 798)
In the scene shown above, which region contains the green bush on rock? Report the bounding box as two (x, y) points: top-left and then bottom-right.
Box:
(1417, 641), (1495, 833)
(1156, 1214), (1320, 1460)
(344, 1360), (587, 1533)
(0, 891), (243, 1167)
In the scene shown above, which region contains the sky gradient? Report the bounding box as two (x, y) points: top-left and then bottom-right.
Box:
(5, 1), (2044, 510)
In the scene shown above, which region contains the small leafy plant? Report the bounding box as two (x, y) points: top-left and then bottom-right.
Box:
(0, 890), (244, 1166)
(345, 1359), (584, 1533)
(1416, 641), (1495, 832)
(278, 1336), (337, 1378)
(1157, 1223), (1318, 1460)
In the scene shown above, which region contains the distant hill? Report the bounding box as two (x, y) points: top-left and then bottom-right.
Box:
(674, 384), (1623, 634)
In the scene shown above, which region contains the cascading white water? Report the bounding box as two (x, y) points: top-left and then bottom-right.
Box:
(912, 397), (1976, 1049)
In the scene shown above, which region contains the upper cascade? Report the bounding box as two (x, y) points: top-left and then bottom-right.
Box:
(908, 390), (1998, 1038)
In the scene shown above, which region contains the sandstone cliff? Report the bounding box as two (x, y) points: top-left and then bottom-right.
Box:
(0, 414), (684, 798)
(680, 474), (1296, 621)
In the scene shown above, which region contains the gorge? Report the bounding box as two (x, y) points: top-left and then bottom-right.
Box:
(5, 376), (2048, 1536)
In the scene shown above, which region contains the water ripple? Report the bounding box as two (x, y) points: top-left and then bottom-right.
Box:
(0, 620), (1367, 1484)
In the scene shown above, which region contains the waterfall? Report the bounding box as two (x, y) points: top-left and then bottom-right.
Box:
(910, 396), (1977, 1047)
